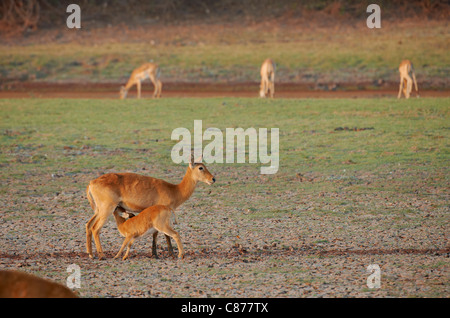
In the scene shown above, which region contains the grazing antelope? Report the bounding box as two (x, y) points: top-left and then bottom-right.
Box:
(397, 60), (419, 99)
(0, 270), (77, 298)
(86, 155), (215, 260)
(113, 205), (183, 260)
(120, 62), (162, 99)
(259, 58), (275, 98)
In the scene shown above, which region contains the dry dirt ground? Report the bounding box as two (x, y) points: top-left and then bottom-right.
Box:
(0, 82), (449, 99)
(0, 163), (448, 298)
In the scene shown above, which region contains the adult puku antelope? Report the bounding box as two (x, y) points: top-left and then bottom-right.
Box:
(120, 62), (162, 99)
(259, 58), (275, 98)
(397, 60), (419, 99)
(86, 155), (215, 260)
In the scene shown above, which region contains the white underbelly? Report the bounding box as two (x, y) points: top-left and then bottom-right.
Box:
(141, 227), (157, 237)
(136, 72), (149, 81)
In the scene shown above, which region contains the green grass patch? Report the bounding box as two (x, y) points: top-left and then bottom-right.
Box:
(0, 22), (448, 84)
(0, 97), (448, 220)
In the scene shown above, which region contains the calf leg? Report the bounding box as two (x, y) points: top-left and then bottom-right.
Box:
(122, 237), (135, 260)
(156, 226), (184, 259)
(114, 236), (132, 259)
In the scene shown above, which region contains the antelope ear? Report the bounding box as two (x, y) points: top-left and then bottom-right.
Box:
(194, 155), (203, 163)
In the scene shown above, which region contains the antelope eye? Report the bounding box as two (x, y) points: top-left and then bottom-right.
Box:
(198, 166), (204, 171)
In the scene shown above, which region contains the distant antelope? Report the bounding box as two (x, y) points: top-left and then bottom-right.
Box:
(113, 205), (183, 260)
(120, 62), (162, 99)
(397, 60), (419, 99)
(260, 59), (275, 98)
(86, 154), (215, 260)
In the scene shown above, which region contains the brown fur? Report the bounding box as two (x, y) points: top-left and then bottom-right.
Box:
(113, 205), (183, 260)
(0, 270), (77, 298)
(86, 156), (215, 259)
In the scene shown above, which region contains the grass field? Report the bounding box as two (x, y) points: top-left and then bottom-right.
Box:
(0, 97), (448, 297)
(1, 20), (448, 86)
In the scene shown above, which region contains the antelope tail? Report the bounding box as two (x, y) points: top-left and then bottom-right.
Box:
(86, 185), (96, 211)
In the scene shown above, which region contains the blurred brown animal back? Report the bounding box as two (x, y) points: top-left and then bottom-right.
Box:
(0, 270), (77, 298)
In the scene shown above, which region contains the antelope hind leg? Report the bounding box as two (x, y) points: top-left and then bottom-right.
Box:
(86, 214), (98, 258)
(151, 232), (159, 258)
(165, 234), (174, 257)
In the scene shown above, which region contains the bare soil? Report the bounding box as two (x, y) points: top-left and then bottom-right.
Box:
(0, 127), (448, 298)
(1, 82), (448, 99)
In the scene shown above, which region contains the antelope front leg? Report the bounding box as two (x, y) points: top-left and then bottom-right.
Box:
(122, 238), (135, 260)
(115, 236), (132, 259)
(397, 77), (404, 99)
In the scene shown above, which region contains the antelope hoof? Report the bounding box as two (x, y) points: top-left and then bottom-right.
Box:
(151, 247), (159, 258)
